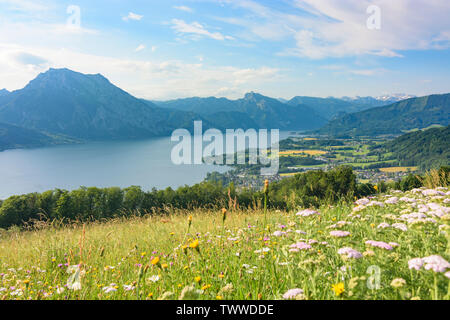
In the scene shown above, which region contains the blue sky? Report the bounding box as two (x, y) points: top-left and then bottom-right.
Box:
(0, 0), (449, 100)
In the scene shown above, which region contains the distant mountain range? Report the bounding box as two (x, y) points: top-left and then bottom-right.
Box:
(341, 94), (416, 107)
(150, 92), (327, 130)
(317, 93), (450, 137)
(0, 68), (448, 151)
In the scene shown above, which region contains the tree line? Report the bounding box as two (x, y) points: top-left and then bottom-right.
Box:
(0, 166), (447, 229)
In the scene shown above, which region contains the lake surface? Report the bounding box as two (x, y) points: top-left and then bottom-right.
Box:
(0, 131), (293, 199)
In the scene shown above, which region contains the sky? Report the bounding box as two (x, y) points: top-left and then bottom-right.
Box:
(0, 0), (449, 100)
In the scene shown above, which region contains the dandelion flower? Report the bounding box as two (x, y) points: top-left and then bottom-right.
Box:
(331, 283), (345, 296)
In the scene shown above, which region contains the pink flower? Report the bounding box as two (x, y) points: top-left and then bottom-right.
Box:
(355, 198), (370, 205)
(392, 223), (408, 232)
(365, 240), (393, 250)
(408, 258), (424, 270)
(282, 288), (304, 299)
(330, 231), (350, 238)
(289, 242), (312, 250)
(377, 223), (390, 229)
(422, 255), (450, 273)
(337, 247), (362, 259)
(296, 209), (320, 217)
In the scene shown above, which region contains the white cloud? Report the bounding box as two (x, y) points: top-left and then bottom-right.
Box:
(173, 5), (194, 13)
(135, 44), (146, 52)
(0, 43), (280, 100)
(122, 12), (143, 22)
(171, 19), (234, 41)
(220, 0), (450, 59)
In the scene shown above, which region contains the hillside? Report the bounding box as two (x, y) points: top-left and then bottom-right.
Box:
(373, 126), (450, 169)
(0, 69), (204, 141)
(152, 92), (328, 130)
(286, 96), (372, 120)
(0, 122), (63, 151)
(318, 93), (450, 137)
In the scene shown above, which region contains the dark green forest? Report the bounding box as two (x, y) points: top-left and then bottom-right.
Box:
(372, 126), (450, 169)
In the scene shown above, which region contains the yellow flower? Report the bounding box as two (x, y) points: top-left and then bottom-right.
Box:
(216, 295), (223, 300)
(151, 257), (160, 266)
(23, 279), (30, 285)
(194, 276), (202, 283)
(189, 239), (199, 250)
(374, 185), (378, 191)
(332, 283), (345, 296)
(161, 263), (169, 269)
(218, 274), (225, 279)
(148, 292), (154, 298)
(201, 284), (211, 291)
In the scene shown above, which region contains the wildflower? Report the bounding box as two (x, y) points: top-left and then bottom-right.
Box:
(422, 255), (450, 273)
(103, 284), (118, 294)
(123, 284), (135, 291)
(194, 276), (202, 283)
(392, 223), (408, 232)
(289, 242), (312, 252)
(148, 275), (160, 283)
(272, 231), (285, 237)
(408, 258), (424, 271)
(189, 239), (200, 250)
(216, 295), (223, 300)
(264, 179), (269, 194)
(365, 240), (393, 250)
(377, 223), (390, 229)
(151, 257), (160, 266)
(331, 283), (345, 297)
(56, 287), (65, 294)
(201, 284), (211, 291)
(363, 250), (375, 257)
(338, 247), (363, 259)
(282, 288), (305, 300)
(296, 209), (320, 217)
(218, 283), (234, 296)
(390, 278), (406, 288)
(329, 230), (350, 238)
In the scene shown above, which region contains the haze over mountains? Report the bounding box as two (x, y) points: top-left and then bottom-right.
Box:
(0, 68), (449, 151)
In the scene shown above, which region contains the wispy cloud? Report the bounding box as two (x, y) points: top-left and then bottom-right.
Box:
(135, 44), (145, 52)
(173, 5), (194, 13)
(171, 19), (234, 41)
(122, 12), (143, 22)
(220, 0), (450, 59)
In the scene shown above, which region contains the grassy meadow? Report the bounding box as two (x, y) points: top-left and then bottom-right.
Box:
(0, 187), (449, 300)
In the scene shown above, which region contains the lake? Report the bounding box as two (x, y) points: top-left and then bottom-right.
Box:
(0, 131), (293, 199)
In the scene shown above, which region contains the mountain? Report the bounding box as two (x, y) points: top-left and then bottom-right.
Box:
(372, 126), (450, 170)
(286, 96), (372, 120)
(0, 68), (204, 140)
(341, 94), (416, 107)
(318, 93), (450, 137)
(152, 92), (328, 130)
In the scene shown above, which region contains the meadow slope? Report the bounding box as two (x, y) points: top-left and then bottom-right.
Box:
(0, 187), (449, 300)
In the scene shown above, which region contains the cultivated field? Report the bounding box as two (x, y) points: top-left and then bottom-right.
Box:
(0, 187), (449, 300)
